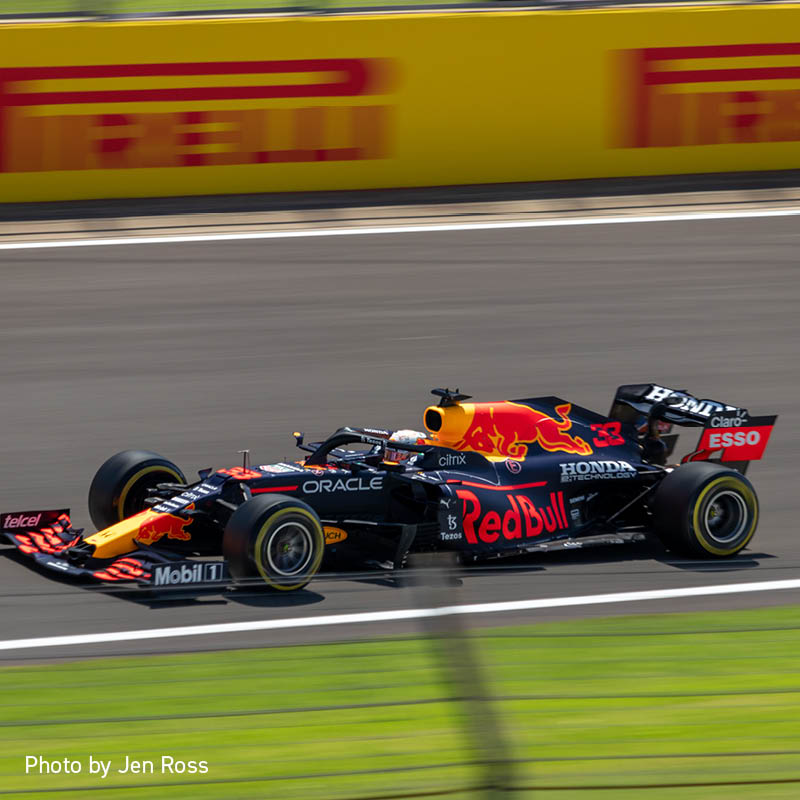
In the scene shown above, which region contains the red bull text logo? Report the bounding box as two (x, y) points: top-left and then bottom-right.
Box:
(454, 402), (592, 458)
(135, 511), (193, 546)
(0, 59), (394, 173)
(457, 489), (568, 544)
(615, 43), (800, 148)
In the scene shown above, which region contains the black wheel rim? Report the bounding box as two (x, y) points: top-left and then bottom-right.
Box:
(704, 490), (748, 544)
(266, 521), (313, 577)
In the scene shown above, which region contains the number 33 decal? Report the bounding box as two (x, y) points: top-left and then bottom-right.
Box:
(591, 422), (625, 447)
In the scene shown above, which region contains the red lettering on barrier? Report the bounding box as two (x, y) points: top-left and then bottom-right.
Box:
(97, 114), (133, 155)
(615, 43), (800, 148)
(0, 59), (395, 173)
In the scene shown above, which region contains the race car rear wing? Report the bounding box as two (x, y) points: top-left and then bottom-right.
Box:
(610, 384), (777, 473)
(609, 383), (743, 427)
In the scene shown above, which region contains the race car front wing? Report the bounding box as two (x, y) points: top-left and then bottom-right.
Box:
(1, 509), (229, 588)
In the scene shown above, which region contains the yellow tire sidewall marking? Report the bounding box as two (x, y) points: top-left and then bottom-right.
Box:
(691, 475), (758, 556)
(253, 506), (323, 591)
(117, 464), (183, 522)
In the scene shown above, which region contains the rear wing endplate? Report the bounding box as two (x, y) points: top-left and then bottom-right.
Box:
(683, 411), (778, 474)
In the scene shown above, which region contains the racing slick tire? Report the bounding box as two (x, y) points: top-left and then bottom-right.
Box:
(651, 462), (758, 558)
(223, 495), (324, 591)
(88, 450), (187, 531)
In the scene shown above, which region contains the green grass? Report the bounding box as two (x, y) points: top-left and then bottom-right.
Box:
(3, 604), (800, 799)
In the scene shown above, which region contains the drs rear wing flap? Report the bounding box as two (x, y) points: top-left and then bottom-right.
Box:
(610, 383), (743, 427)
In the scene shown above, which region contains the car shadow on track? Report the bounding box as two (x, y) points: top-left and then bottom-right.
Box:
(1, 545), (329, 609)
(1, 535), (776, 611)
(659, 552), (775, 572)
(545, 542), (773, 573)
(238, 537), (777, 596)
(427, 535), (776, 582)
(103, 586), (328, 610)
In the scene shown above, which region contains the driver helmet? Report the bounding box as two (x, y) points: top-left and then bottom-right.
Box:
(384, 429), (427, 464)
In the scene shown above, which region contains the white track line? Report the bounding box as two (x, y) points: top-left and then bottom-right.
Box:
(2, 207), (800, 251)
(2, 578), (800, 652)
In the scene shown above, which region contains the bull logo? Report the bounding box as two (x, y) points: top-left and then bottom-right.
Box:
(135, 510), (193, 546)
(431, 401), (592, 458)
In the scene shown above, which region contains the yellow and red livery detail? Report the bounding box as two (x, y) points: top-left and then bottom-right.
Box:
(135, 508), (193, 545)
(83, 508), (193, 557)
(424, 401), (592, 459)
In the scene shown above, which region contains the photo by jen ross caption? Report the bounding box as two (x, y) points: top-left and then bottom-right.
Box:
(25, 755), (208, 778)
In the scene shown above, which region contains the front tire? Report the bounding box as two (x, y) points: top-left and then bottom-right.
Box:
(88, 450), (186, 531)
(223, 495), (324, 591)
(651, 462), (758, 558)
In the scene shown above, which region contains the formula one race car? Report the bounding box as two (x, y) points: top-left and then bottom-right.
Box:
(2, 385), (777, 592)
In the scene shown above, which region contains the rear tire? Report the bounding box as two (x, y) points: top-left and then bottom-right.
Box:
(651, 462), (758, 558)
(88, 450), (186, 531)
(223, 495), (324, 591)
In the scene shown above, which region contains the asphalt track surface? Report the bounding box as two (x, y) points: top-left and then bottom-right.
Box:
(1, 214), (798, 660)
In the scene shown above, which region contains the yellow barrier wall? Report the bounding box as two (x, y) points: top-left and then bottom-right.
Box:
(1, 7), (800, 202)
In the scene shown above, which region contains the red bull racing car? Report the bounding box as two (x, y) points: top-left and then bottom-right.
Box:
(1, 385), (777, 592)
